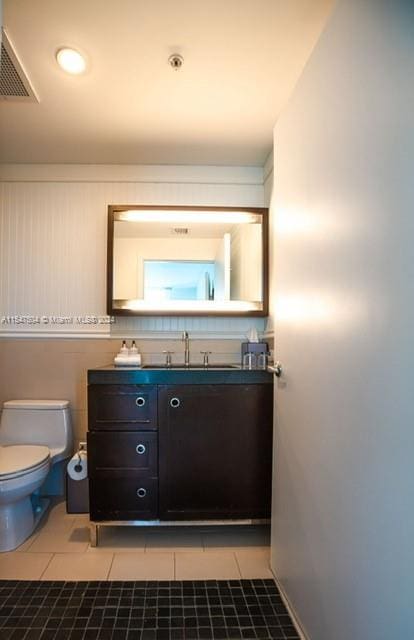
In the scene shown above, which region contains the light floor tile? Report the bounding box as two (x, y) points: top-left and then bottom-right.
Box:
(235, 550), (273, 579)
(175, 552), (241, 580)
(109, 552), (174, 580)
(86, 526), (147, 552)
(15, 530), (41, 552)
(203, 526), (270, 551)
(72, 514), (91, 526)
(40, 514), (76, 533)
(27, 524), (90, 553)
(41, 552), (113, 581)
(45, 500), (77, 523)
(146, 530), (203, 552)
(0, 552), (52, 579)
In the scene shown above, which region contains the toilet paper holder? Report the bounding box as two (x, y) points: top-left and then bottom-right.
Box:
(74, 442), (86, 471)
(66, 442), (89, 514)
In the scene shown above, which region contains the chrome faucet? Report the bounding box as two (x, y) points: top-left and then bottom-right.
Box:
(182, 331), (190, 366)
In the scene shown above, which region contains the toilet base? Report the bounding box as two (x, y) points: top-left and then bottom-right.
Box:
(0, 496), (50, 552)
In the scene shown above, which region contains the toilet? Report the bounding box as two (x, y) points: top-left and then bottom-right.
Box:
(0, 400), (72, 552)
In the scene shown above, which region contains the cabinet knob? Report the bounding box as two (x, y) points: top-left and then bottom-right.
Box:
(135, 396), (146, 407)
(136, 444), (146, 455)
(170, 397), (180, 408)
(136, 488), (147, 498)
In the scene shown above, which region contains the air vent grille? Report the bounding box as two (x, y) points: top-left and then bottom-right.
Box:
(1, 42), (29, 96)
(171, 228), (189, 235)
(0, 30), (38, 101)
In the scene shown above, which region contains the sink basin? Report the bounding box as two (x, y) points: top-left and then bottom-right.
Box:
(142, 364), (240, 370)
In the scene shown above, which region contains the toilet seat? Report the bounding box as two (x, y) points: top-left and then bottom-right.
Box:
(0, 445), (50, 481)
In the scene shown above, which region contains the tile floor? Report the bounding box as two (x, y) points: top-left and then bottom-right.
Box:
(0, 501), (273, 582)
(0, 578), (300, 639)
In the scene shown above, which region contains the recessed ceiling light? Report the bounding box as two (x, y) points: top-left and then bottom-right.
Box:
(56, 48), (86, 75)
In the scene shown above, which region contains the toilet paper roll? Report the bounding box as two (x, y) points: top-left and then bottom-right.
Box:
(67, 451), (88, 481)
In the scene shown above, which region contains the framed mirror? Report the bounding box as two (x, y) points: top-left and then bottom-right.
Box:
(107, 205), (268, 316)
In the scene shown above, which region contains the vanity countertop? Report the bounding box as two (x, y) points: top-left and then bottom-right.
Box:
(88, 365), (273, 385)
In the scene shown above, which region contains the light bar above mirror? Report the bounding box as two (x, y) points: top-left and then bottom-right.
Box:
(117, 210), (261, 224)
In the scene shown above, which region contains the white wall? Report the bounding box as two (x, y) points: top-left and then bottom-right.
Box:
(0, 164), (266, 338)
(230, 224), (262, 302)
(270, 1), (414, 639)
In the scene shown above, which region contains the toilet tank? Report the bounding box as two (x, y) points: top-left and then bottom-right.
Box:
(0, 400), (73, 463)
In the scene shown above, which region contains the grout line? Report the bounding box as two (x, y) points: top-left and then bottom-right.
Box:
(106, 553), (115, 581)
(233, 551), (243, 579)
(38, 552), (55, 580)
(18, 532), (39, 552)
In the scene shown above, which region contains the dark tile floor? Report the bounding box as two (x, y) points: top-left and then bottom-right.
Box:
(0, 579), (300, 640)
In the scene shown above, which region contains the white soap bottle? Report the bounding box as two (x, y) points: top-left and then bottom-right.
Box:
(129, 340), (141, 366)
(114, 340), (130, 366)
(120, 340), (129, 356)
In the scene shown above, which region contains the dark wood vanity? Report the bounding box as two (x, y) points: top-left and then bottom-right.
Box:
(87, 366), (273, 543)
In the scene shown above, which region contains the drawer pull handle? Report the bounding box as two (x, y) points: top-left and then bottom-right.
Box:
(170, 397), (180, 408)
(136, 444), (146, 455)
(135, 396), (146, 407)
(137, 488), (147, 498)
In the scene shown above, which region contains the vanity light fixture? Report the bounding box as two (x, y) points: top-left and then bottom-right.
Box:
(118, 210), (259, 224)
(56, 47), (86, 75)
(122, 299), (260, 313)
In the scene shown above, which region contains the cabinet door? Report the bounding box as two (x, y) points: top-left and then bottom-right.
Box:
(88, 384), (157, 431)
(87, 431), (158, 478)
(158, 384), (273, 520)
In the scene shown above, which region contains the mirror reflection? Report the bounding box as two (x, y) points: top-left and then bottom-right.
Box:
(108, 206), (268, 315)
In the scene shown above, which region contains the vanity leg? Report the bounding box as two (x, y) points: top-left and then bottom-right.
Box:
(90, 523), (98, 547)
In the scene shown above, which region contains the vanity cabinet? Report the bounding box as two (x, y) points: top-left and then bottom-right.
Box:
(87, 368), (273, 524)
(158, 385), (273, 520)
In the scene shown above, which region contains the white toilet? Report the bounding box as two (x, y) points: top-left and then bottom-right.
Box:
(0, 400), (72, 552)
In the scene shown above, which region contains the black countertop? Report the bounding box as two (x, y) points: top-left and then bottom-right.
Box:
(88, 365), (273, 385)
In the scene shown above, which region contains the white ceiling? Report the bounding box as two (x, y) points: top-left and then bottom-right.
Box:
(0, 0), (332, 166)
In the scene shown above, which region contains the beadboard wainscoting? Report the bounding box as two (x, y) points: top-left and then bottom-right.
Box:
(0, 164), (267, 339)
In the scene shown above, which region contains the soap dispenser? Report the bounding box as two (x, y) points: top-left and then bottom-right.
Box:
(128, 340), (141, 366)
(120, 340), (129, 355)
(114, 340), (131, 367)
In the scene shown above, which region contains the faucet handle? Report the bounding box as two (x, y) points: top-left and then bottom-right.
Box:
(200, 351), (212, 366)
(162, 350), (174, 367)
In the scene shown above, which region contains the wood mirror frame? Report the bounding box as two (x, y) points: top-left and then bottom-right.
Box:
(107, 205), (269, 317)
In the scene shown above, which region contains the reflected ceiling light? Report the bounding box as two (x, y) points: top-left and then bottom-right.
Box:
(122, 299), (260, 313)
(118, 210), (259, 224)
(56, 48), (86, 74)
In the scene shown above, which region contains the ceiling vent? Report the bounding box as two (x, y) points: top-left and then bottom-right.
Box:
(171, 227), (190, 235)
(0, 29), (38, 102)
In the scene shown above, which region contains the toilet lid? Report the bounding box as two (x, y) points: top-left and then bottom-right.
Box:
(0, 445), (50, 479)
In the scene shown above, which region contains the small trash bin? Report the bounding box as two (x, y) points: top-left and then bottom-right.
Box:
(66, 473), (89, 514)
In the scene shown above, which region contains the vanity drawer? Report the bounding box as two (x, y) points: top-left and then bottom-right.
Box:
(88, 384), (157, 430)
(87, 431), (157, 477)
(89, 477), (158, 521)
